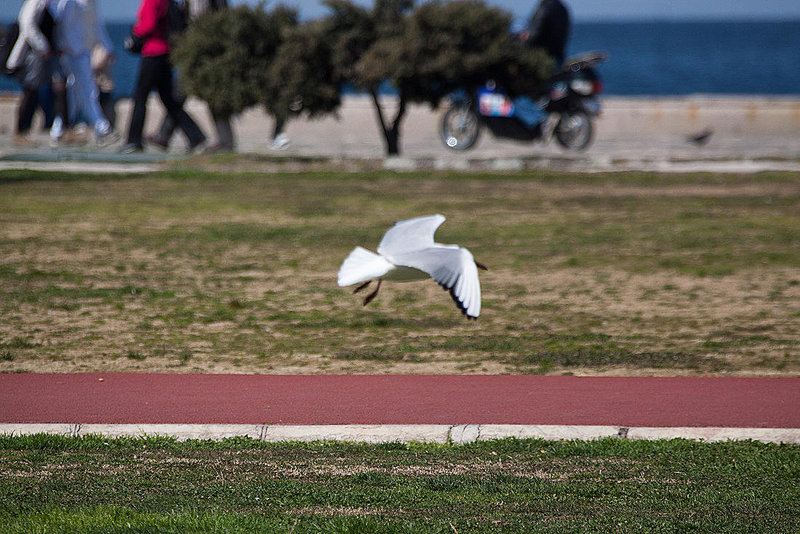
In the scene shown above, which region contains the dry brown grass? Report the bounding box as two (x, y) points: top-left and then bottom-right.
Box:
(0, 168), (798, 375)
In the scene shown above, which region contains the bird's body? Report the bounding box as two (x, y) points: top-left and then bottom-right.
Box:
(338, 215), (484, 319)
(687, 128), (713, 146)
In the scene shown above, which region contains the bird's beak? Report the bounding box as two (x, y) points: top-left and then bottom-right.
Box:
(475, 261), (488, 271)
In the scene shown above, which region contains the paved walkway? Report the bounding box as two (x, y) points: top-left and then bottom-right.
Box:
(2, 374), (798, 443)
(2, 95), (800, 173)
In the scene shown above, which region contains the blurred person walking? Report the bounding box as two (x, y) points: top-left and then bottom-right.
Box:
(513, 0), (572, 130)
(520, 0), (571, 68)
(147, 0), (234, 152)
(91, 44), (116, 129)
(5, 0), (69, 147)
(270, 116), (289, 150)
(120, 0), (206, 153)
(51, 0), (118, 146)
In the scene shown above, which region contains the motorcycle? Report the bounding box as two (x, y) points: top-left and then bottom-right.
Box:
(441, 51), (607, 151)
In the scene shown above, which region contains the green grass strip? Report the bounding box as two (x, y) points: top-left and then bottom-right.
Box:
(1, 434), (798, 532)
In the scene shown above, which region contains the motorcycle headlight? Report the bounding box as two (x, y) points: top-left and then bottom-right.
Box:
(570, 79), (594, 95)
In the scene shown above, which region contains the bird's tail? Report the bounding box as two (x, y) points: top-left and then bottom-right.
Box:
(337, 247), (391, 287)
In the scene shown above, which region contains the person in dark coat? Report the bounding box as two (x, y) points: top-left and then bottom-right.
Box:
(520, 0), (571, 67)
(511, 0), (571, 129)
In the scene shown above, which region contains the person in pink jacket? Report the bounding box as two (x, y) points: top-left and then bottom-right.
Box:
(120, 0), (205, 153)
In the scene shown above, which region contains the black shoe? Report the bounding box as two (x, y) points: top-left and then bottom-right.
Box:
(145, 134), (169, 151)
(188, 137), (208, 153)
(119, 143), (143, 154)
(201, 142), (234, 154)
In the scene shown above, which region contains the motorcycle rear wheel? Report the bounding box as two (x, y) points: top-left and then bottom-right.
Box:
(441, 105), (480, 150)
(554, 110), (593, 151)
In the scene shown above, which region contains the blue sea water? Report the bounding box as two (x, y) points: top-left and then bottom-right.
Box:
(1, 20), (799, 97)
(568, 20), (800, 95)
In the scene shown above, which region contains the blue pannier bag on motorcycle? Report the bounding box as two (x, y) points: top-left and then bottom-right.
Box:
(512, 95), (546, 129)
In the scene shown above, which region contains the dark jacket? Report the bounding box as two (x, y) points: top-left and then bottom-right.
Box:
(526, 0), (570, 66)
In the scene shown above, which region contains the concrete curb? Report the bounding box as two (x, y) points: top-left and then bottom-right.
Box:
(1, 424), (797, 444)
(0, 161), (161, 173)
(2, 154), (800, 175)
(381, 156), (800, 173)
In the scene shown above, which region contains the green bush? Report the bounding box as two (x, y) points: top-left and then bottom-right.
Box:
(172, 5), (297, 117)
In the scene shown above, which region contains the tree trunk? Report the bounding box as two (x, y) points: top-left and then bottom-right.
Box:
(370, 88), (406, 156)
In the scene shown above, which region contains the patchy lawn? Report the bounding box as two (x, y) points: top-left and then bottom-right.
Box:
(1, 168), (798, 375)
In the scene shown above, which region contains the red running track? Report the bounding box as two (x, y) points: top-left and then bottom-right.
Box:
(0, 374), (798, 428)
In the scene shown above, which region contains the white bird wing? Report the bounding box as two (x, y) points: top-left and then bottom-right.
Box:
(392, 246), (481, 319)
(377, 214), (446, 257)
(337, 246), (394, 287)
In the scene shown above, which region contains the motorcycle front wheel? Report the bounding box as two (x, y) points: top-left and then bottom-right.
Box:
(554, 110), (593, 151)
(441, 104), (480, 150)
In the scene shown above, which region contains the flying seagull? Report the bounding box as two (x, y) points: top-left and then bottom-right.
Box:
(337, 214), (486, 319)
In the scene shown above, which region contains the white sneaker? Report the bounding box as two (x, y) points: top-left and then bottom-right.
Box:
(96, 130), (120, 148)
(270, 133), (290, 150)
(50, 116), (65, 140)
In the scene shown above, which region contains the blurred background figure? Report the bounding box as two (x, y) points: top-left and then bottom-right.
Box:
(91, 42), (116, 129)
(270, 116), (289, 151)
(520, 0), (571, 68)
(513, 0), (572, 130)
(52, 0), (118, 146)
(270, 95), (303, 151)
(121, 0), (206, 154)
(147, 0), (234, 152)
(5, 0), (69, 147)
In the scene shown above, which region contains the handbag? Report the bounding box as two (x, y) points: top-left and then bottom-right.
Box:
(124, 32), (144, 55)
(0, 22), (20, 76)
